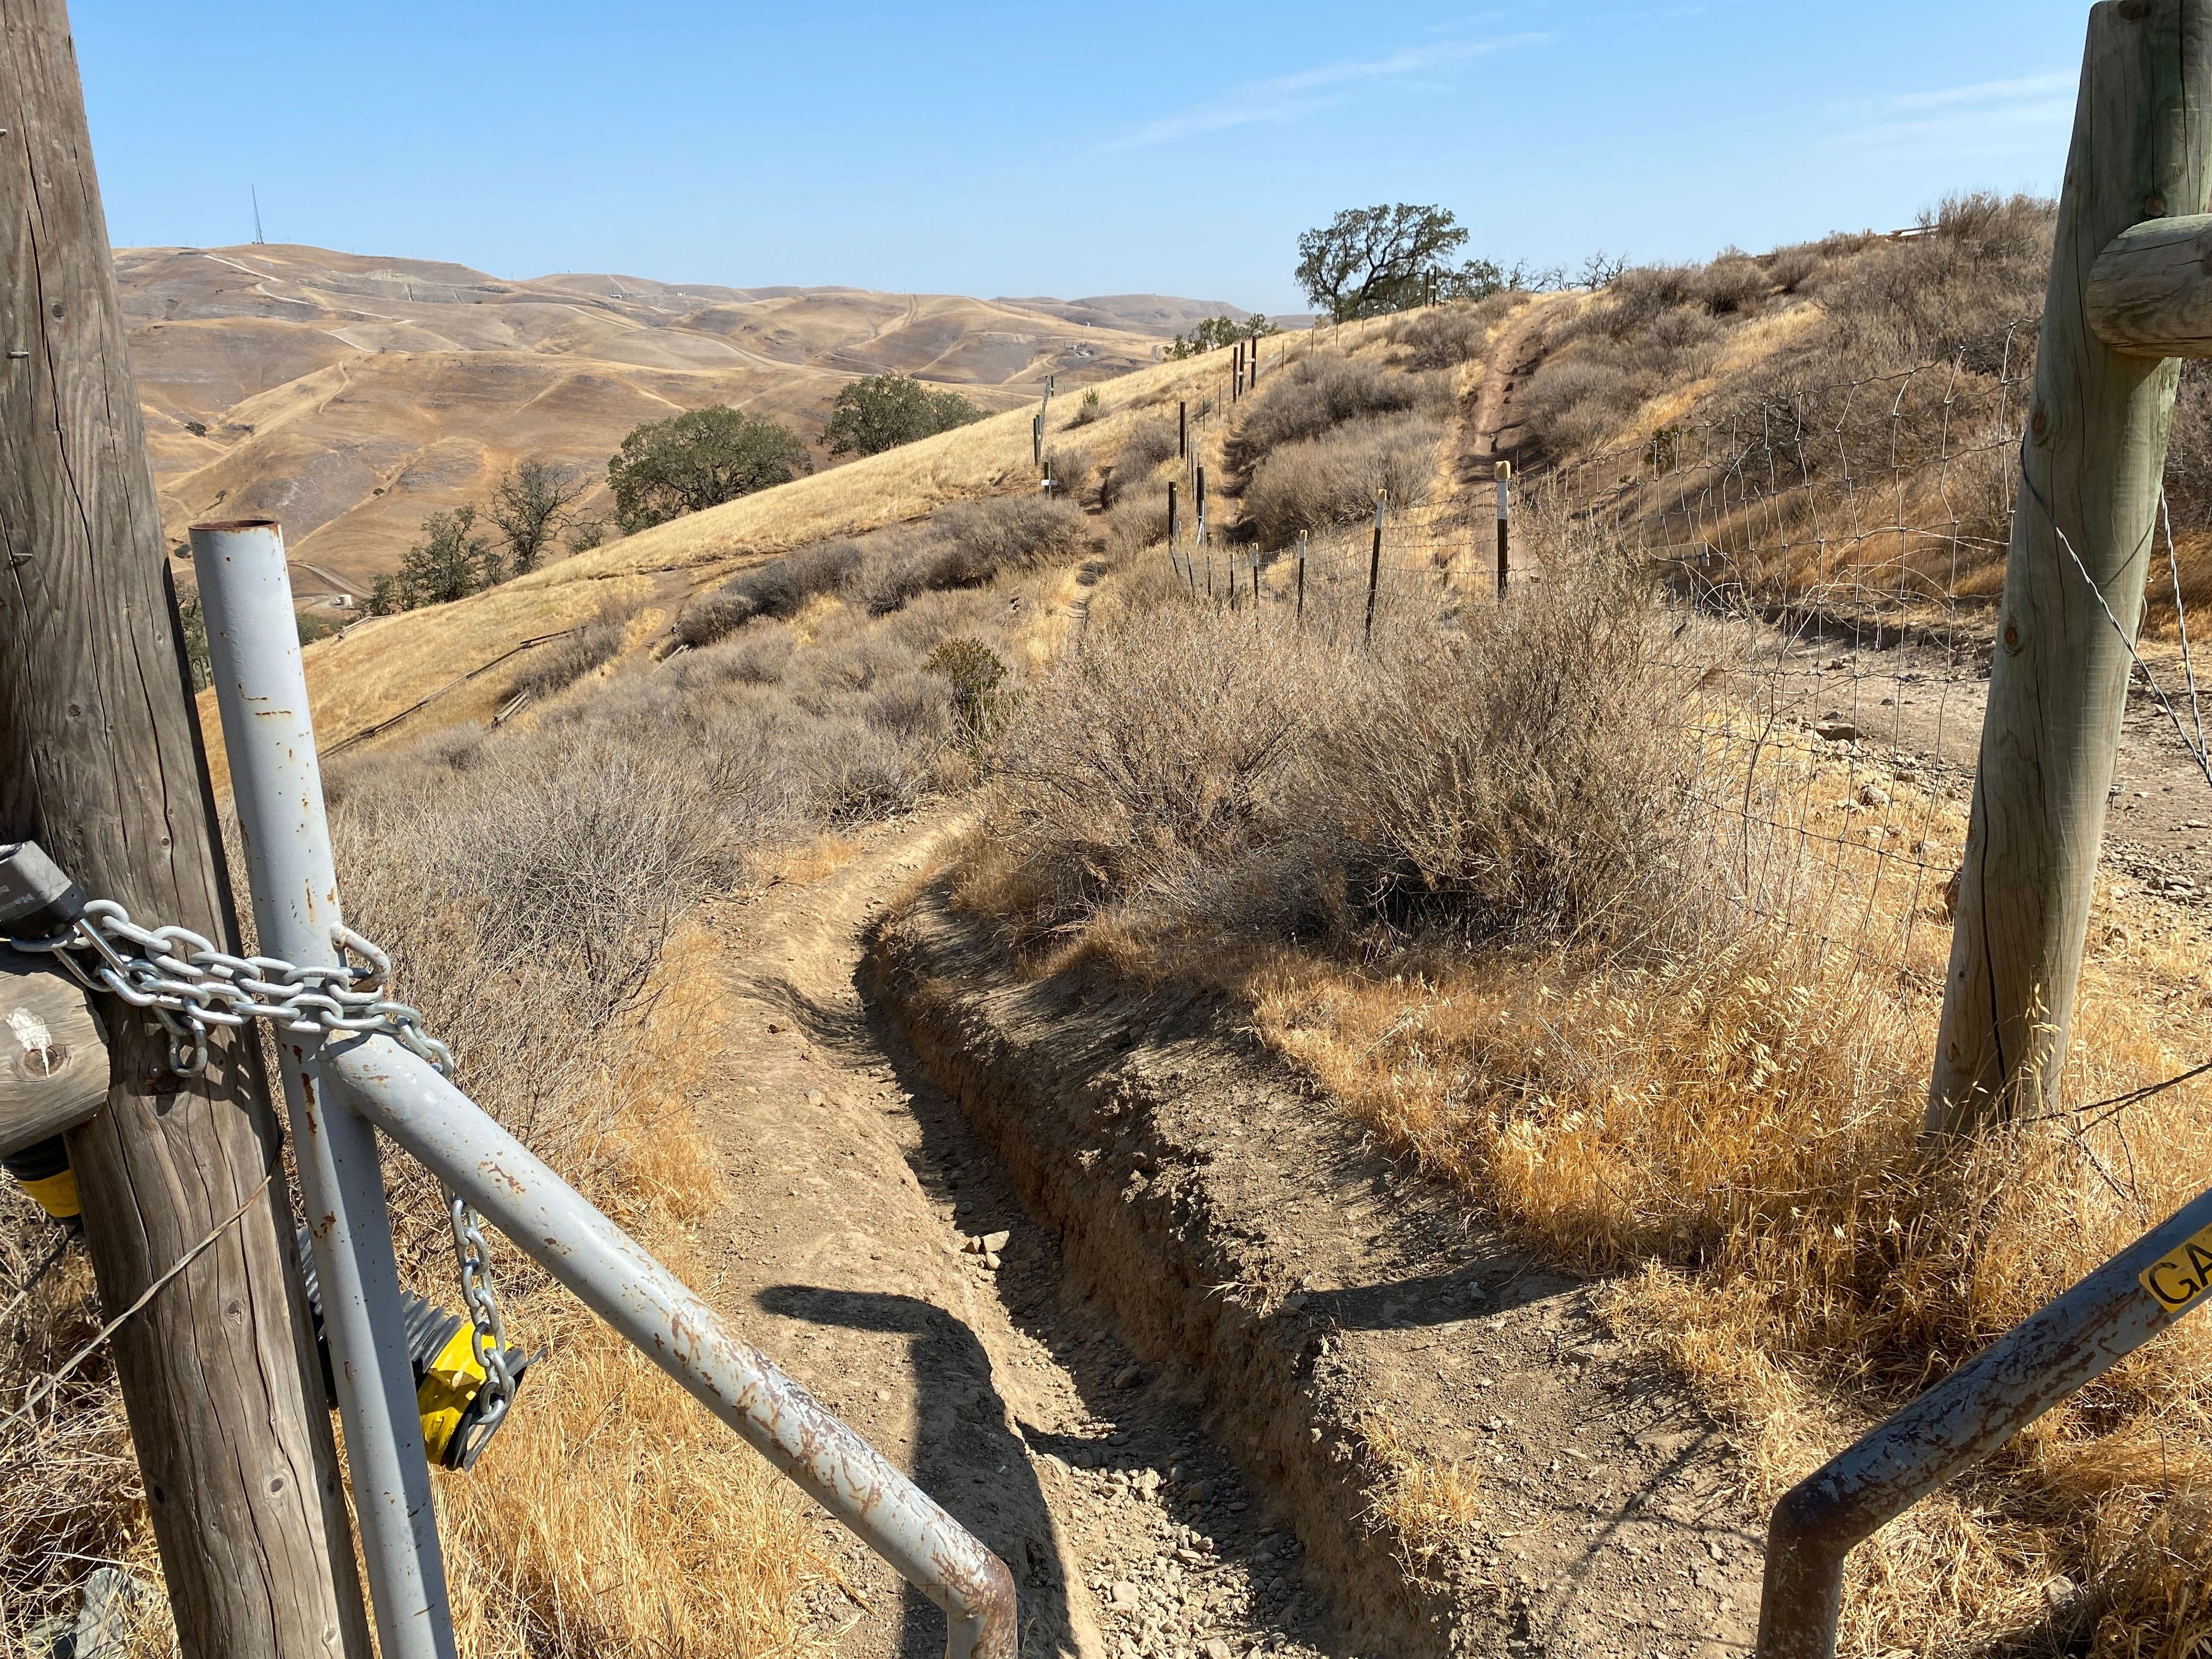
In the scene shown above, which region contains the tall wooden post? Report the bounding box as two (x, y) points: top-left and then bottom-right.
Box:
(1929, 0), (2212, 1138)
(0, 5), (371, 1653)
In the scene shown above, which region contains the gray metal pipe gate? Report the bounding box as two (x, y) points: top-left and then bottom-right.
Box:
(1756, 1184), (2212, 1655)
(190, 518), (1017, 1659)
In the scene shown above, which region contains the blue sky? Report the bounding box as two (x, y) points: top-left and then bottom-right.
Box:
(75, 1), (2085, 313)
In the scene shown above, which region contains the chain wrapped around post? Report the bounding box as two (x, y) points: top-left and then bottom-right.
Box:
(9, 896), (516, 1442)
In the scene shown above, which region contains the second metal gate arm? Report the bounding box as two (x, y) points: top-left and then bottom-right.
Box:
(328, 1035), (1018, 1659)
(1756, 1181), (2212, 1658)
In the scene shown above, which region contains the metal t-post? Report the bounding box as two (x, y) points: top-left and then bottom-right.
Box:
(191, 518), (456, 1659)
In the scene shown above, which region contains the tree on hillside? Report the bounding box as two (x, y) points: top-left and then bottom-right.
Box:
(607, 406), (813, 534)
(489, 458), (590, 574)
(1295, 204), (1502, 321)
(1165, 313), (1277, 359)
(397, 505), (499, 607)
(823, 373), (984, 457)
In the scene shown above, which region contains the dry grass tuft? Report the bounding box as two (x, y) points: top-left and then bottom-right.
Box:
(1363, 1415), (1483, 1577)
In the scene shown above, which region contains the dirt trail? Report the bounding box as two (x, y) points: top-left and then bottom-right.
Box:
(1463, 300), (1550, 476)
(874, 889), (1769, 1659)
(692, 816), (1339, 1659)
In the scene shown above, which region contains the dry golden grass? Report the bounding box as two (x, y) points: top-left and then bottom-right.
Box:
(197, 327), (1336, 789)
(1363, 1415), (1485, 1578)
(434, 921), (831, 1658)
(1226, 768), (2212, 1654)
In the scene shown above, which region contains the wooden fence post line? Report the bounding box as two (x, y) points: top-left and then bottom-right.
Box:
(1365, 492), (1387, 645)
(0, 4), (373, 1652)
(1495, 460), (1512, 596)
(1929, 0), (2212, 1138)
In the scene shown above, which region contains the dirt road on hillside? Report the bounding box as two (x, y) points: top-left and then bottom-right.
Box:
(694, 817), (1342, 1659)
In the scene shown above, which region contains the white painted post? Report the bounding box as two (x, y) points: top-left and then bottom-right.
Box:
(191, 517), (457, 1659)
(1495, 460), (1512, 595)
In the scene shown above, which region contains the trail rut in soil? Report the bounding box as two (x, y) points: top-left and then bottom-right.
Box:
(691, 815), (1341, 1659)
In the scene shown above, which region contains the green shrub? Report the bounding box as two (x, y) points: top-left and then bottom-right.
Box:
(822, 374), (984, 457)
(607, 406), (813, 533)
(397, 505), (499, 608)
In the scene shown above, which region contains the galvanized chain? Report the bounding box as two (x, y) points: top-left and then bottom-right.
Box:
(9, 898), (515, 1431)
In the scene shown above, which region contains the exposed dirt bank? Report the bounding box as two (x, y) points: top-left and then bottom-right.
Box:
(870, 879), (1773, 1658)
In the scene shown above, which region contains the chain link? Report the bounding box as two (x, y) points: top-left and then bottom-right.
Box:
(10, 899), (516, 1437)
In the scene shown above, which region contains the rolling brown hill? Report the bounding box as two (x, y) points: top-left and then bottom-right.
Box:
(120, 243), (1239, 597)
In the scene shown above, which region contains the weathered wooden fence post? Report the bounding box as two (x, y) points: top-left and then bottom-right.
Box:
(1929, 0), (2212, 1138)
(0, 3), (372, 1652)
(1178, 399), (1187, 460)
(1296, 531), (1307, 624)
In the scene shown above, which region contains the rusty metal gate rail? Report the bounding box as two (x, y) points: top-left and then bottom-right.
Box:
(1755, 1181), (2212, 1657)
(192, 518), (1016, 1659)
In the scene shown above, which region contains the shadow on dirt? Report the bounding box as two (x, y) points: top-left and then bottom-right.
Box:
(758, 1283), (1082, 1659)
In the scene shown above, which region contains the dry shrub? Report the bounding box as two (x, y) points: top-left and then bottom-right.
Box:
(1696, 255), (1770, 316)
(1230, 351), (1444, 462)
(0, 1212), (151, 1651)
(968, 562), (1705, 962)
(1387, 305), (1488, 370)
(678, 540), (861, 648)
(857, 495), (1085, 614)
(1101, 418), (1179, 510)
(1105, 493), (1172, 567)
(508, 608), (631, 702)
(1767, 246), (1820, 295)
(1115, 415), (1180, 478)
(1042, 446), (1091, 505)
(1519, 357), (1639, 458)
(1316, 565), (1710, 954)
(971, 601), (1326, 948)
(2165, 361), (2212, 535)
(1244, 411), (1442, 548)
(1806, 192), (2052, 370)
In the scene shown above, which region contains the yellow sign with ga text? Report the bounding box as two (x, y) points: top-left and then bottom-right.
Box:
(2139, 1221), (2212, 1316)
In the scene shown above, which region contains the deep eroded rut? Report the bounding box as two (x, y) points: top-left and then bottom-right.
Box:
(868, 882), (1768, 1659)
(692, 816), (1341, 1659)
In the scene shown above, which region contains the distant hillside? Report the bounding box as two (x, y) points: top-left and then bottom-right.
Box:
(120, 243), (1229, 597)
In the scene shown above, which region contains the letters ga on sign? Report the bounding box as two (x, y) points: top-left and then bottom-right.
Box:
(2139, 1221), (2212, 1315)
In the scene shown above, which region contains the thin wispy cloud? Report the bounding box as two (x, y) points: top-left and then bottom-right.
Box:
(1100, 33), (1544, 152)
(1833, 71), (2074, 160)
